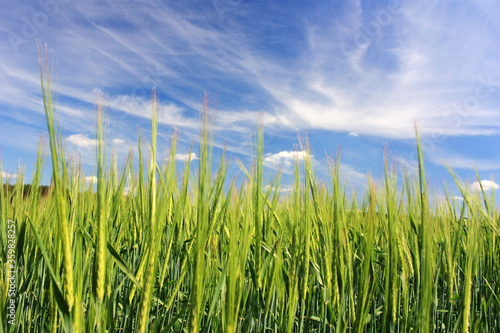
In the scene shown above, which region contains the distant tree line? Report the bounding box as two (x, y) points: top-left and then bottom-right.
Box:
(2, 183), (52, 198)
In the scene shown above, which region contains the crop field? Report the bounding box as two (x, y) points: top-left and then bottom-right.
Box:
(1, 57), (499, 333)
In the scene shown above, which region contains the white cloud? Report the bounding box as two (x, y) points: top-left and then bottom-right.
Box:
(1, 171), (17, 179)
(175, 152), (198, 162)
(348, 132), (359, 137)
(113, 138), (125, 145)
(67, 134), (97, 148)
(470, 180), (499, 192)
(84, 176), (98, 184)
(264, 151), (310, 169)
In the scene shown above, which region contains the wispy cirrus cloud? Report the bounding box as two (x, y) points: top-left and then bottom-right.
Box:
(2, 0), (498, 140)
(428, 150), (500, 171)
(259, 1), (500, 139)
(0, 0), (498, 189)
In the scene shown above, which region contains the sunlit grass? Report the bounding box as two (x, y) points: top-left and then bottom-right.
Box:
(0, 50), (499, 332)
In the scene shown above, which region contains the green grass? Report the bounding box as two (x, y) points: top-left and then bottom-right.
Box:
(1, 51), (500, 332)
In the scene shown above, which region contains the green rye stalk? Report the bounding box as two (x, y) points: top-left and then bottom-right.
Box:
(138, 89), (159, 333)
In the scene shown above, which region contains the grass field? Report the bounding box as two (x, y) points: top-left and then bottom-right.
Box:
(0, 51), (499, 333)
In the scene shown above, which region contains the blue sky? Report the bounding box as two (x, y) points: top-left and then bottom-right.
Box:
(1, 0), (499, 199)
